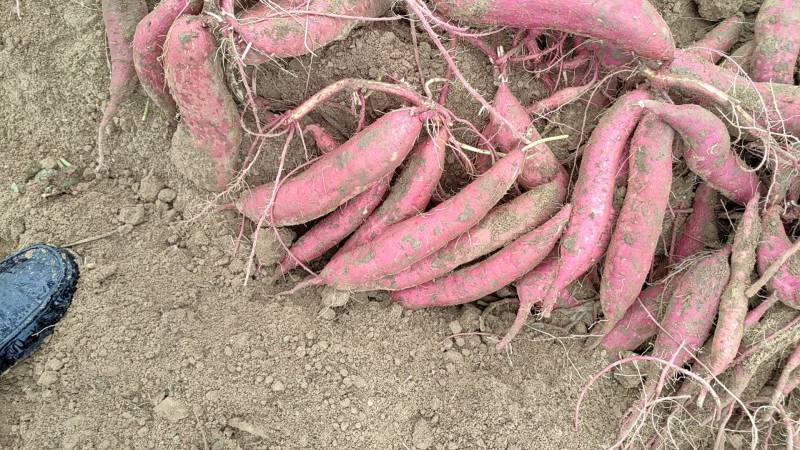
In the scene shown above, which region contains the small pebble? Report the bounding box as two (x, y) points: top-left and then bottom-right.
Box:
(39, 157), (58, 170)
(271, 380), (285, 392)
(319, 307), (336, 321)
(412, 418), (434, 450)
(157, 188), (177, 203)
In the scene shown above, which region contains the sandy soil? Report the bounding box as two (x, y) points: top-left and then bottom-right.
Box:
(0, 0), (753, 448)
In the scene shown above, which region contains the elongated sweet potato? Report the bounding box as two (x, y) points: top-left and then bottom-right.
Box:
(719, 40), (754, 74)
(597, 114), (674, 335)
(541, 89), (650, 314)
(225, 0), (392, 65)
(671, 183), (720, 263)
(318, 147), (525, 290)
(751, 0), (800, 84)
(363, 178), (567, 291)
(133, 0), (203, 117)
(98, 0), (148, 167)
(339, 128), (448, 253)
(600, 284), (669, 356)
(640, 101), (759, 204)
(757, 205), (800, 309)
(305, 123), (342, 154)
(236, 108), (423, 225)
(706, 195), (760, 378)
(164, 15), (243, 191)
(431, 0), (675, 61)
(278, 176), (391, 273)
(687, 14), (743, 64)
(392, 205), (571, 309)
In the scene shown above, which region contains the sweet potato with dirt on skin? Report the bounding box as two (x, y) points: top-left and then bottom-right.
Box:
(305, 123), (342, 154)
(98, 0), (148, 166)
(600, 283), (670, 357)
(431, 0), (675, 61)
(224, 0), (392, 64)
(640, 101), (760, 205)
(235, 108), (423, 226)
(719, 40), (754, 73)
(751, 0), (800, 84)
(133, 0), (203, 117)
(540, 89), (651, 315)
(317, 147), (525, 290)
(706, 194), (761, 378)
(362, 178), (567, 291)
(597, 114), (674, 337)
(649, 245), (731, 376)
(339, 128), (448, 253)
(687, 14), (743, 64)
(392, 204), (571, 309)
(279, 176), (391, 273)
(670, 183), (720, 263)
(757, 205), (800, 309)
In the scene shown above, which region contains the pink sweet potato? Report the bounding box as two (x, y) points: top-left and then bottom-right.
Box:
(363, 178), (567, 291)
(751, 0), (800, 84)
(640, 101), (760, 204)
(392, 204), (571, 309)
(133, 0), (203, 117)
(670, 182), (720, 263)
(600, 284), (669, 356)
(305, 123), (341, 154)
(338, 128), (448, 253)
(317, 147), (525, 290)
(757, 205), (800, 308)
(540, 89), (651, 313)
(225, 0), (392, 65)
(431, 0), (675, 61)
(687, 14), (743, 64)
(278, 176), (391, 273)
(98, 0), (148, 165)
(719, 40), (754, 74)
(235, 108), (423, 226)
(706, 194), (761, 377)
(597, 114), (674, 335)
(164, 15), (243, 191)
(650, 245), (731, 374)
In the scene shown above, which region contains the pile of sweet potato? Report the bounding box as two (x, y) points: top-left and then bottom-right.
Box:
(97, 0), (800, 446)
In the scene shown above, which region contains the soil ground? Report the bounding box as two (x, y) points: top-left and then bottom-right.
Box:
(0, 0), (752, 448)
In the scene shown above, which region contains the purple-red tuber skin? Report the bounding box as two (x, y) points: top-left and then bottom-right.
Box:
(432, 0), (675, 61)
(751, 0), (800, 84)
(687, 14), (743, 64)
(236, 108), (423, 225)
(671, 183), (720, 263)
(757, 206), (800, 309)
(392, 205), (571, 309)
(133, 0), (203, 117)
(98, 0), (148, 160)
(279, 176), (391, 273)
(707, 194), (760, 378)
(641, 101), (759, 205)
(305, 124), (342, 154)
(600, 284), (669, 356)
(651, 246), (731, 372)
(319, 148), (524, 290)
(598, 114), (674, 334)
(228, 0), (392, 64)
(164, 15), (243, 192)
(363, 178), (567, 291)
(339, 129), (449, 253)
(541, 89), (650, 315)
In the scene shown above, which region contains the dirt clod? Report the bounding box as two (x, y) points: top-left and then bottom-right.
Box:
(412, 417), (434, 450)
(154, 397), (189, 423)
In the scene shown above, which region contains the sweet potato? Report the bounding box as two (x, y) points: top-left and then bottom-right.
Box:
(687, 14), (743, 64)
(392, 205), (571, 309)
(751, 0), (800, 84)
(757, 205), (800, 309)
(318, 147), (525, 290)
(363, 178), (567, 291)
(339, 129), (448, 253)
(278, 176), (391, 273)
(541, 89), (651, 313)
(640, 101), (759, 204)
(305, 123), (342, 154)
(226, 0), (392, 65)
(235, 108), (423, 225)
(670, 183), (720, 263)
(707, 194), (761, 377)
(597, 114), (674, 335)
(476, 83), (532, 173)
(719, 40), (754, 74)
(133, 0), (203, 117)
(164, 15), (243, 191)
(650, 246), (731, 375)
(431, 0), (675, 62)
(98, 0), (148, 167)
(600, 284), (669, 356)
